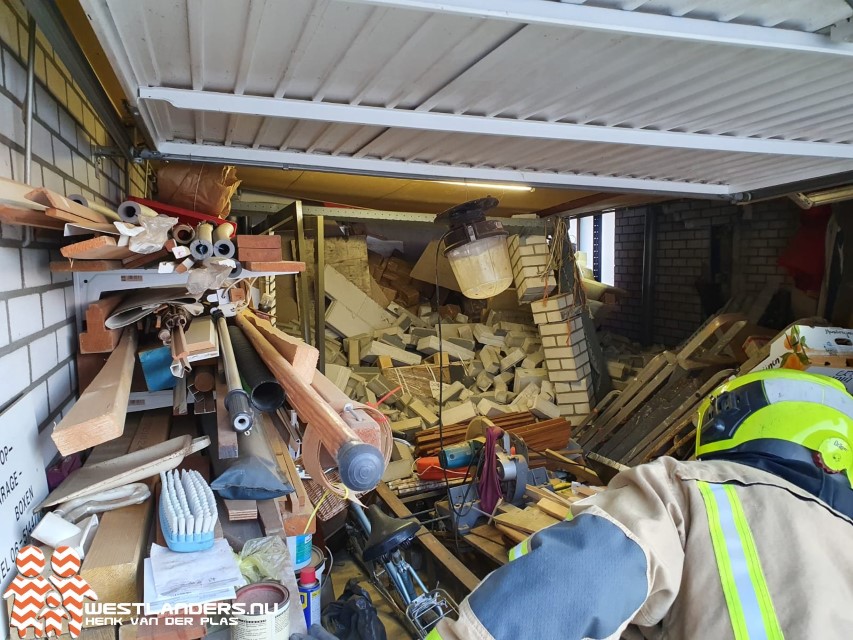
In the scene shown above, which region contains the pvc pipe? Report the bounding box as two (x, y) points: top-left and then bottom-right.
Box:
(235, 312), (384, 492)
(212, 312), (253, 433)
(228, 325), (285, 412)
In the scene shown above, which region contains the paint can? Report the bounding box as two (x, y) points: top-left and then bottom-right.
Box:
(286, 533), (313, 570)
(307, 546), (326, 584)
(232, 581), (290, 640)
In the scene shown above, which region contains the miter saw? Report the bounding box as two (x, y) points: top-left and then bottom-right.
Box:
(434, 417), (548, 535)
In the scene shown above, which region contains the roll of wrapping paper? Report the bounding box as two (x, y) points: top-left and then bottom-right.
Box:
(118, 200), (159, 224)
(172, 223), (196, 245)
(212, 222), (236, 259)
(67, 194), (121, 221)
(190, 222), (214, 261)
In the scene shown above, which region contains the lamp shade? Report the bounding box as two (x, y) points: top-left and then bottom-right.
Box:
(446, 235), (513, 299)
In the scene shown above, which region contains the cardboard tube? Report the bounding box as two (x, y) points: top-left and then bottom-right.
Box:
(235, 312), (384, 491)
(68, 194), (121, 221)
(173, 223), (196, 245)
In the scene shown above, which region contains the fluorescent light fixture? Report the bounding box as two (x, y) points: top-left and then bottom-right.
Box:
(790, 184), (853, 208)
(437, 180), (534, 192)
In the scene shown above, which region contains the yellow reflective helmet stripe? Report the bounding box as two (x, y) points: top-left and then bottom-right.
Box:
(698, 481), (784, 640)
(508, 537), (530, 562)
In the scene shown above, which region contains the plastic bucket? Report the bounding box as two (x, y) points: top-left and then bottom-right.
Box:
(286, 533), (313, 570)
(232, 581), (290, 640)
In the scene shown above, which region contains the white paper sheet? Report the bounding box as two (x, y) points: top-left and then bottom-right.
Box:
(150, 539), (244, 596)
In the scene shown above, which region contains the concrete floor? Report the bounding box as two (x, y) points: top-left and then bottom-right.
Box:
(328, 550), (413, 639)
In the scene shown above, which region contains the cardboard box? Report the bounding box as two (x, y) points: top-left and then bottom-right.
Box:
(752, 324), (853, 392)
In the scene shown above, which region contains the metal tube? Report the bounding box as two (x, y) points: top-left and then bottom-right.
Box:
(228, 325), (286, 412)
(212, 312), (253, 432)
(294, 201), (312, 345)
(640, 205), (660, 346)
(352, 503), (372, 534)
(314, 215), (326, 373)
(384, 560), (413, 606)
(406, 561), (429, 595)
(24, 16), (35, 184)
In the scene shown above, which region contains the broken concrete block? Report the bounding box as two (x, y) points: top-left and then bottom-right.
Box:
(416, 336), (475, 361)
(440, 401), (478, 426)
(531, 396), (561, 420)
(430, 380), (465, 403)
(459, 388), (473, 402)
(391, 417), (424, 440)
(380, 334), (407, 350)
(500, 348), (526, 371)
(456, 313), (469, 324)
(476, 370), (495, 392)
(368, 375), (403, 403)
(510, 383), (540, 412)
(362, 341), (422, 366)
(505, 331), (527, 348)
(473, 324), (506, 347)
(448, 337), (476, 352)
(325, 363), (353, 392)
(477, 398), (512, 418)
(479, 345), (500, 375)
(521, 336), (542, 354)
(494, 378), (509, 404)
(513, 367), (548, 393)
(521, 349), (545, 369)
(411, 327), (438, 340)
(494, 370), (514, 385)
(325, 264), (396, 328)
(540, 379), (555, 402)
(408, 399), (439, 426)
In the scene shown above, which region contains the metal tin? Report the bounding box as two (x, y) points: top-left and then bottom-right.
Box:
(232, 581), (290, 640)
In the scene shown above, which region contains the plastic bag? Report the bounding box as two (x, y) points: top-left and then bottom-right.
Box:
(157, 162), (241, 218)
(128, 215), (179, 254)
(211, 455), (293, 500)
(237, 536), (292, 584)
(186, 259), (235, 297)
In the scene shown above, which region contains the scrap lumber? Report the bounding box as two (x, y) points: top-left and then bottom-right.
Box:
(494, 505), (560, 534)
(0, 203), (64, 230)
(27, 187), (111, 223)
(260, 414), (314, 535)
(81, 410), (170, 609)
(45, 207), (116, 231)
(79, 295), (124, 354)
(239, 310), (319, 383)
(224, 499), (259, 521)
(60, 235), (135, 260)
(51, 328), (138, 455)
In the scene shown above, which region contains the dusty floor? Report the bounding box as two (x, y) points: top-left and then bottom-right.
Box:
(327, 549), (413, 639)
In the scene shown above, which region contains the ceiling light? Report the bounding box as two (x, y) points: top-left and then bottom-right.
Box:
(790, 184), (853, 208)
(435, 197), (513, 300)
(437, 180), (534, 192)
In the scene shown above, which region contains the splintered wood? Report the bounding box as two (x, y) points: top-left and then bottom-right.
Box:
(414, 411), (572, 466)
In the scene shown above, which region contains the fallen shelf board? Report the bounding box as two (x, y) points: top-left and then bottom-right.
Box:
(40, 434), (210, 508)
(51, 327), (138, 455)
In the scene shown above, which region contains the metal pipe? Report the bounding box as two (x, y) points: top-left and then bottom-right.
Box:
(640, 205), (660, 346)
(22, 16), (36, 248)
(228, 325), (286, 412)
(294, 201), (312, 345)
(212, 311), (253, 432)
(314, 215), (326, 373)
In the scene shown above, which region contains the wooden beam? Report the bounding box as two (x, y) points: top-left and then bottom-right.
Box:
(51, 327), (138, 455)
(239, 310), (319, 383)
(79, 296), (124, 354)
(375, 482), (481, 593)
(50, 260), (123, 272)
(260, 414), (314, 536)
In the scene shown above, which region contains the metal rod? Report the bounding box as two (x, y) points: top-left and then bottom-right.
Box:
(294, 201), (312, 345)
(640, 205), (660, 346)
(212, 312), (253, 432)
(23, 16), (35, 184)
(314, 215), (326, 373)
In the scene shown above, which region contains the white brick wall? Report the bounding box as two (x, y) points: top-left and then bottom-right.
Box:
(0, 0), (147, 459)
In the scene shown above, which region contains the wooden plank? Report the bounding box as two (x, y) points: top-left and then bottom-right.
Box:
(60, 235), (135, 260)
(45, 207), (116, 232)
(224, 499), (259, 521)
(238, 309), (320, 384)
(51, 328), (138, 455)
(185, 317), (216, 354)
(467, 524), (509, 566)
(80, 411), (170, 611)
(535, 498), (572, 521)
(375, 481), (481, 593)
(243, 260), (305, 273)
(79, 296), (124, 354)
(27, 187), (110, 223)
(122, 248), (170, 269)
(260, 415), (314, 536)
(257, 499), (284, 536)
(51, 260), (123, 272)
(235, 235), (282, 249)
(494, 506), (560, 535)
(0, 203), (65, 230)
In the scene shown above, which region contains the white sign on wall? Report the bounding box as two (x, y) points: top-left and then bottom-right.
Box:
(0, 395), (50, 640)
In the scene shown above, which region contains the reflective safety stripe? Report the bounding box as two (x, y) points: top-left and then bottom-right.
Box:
(425, 628), (442, 640)
(697, 481), (784, 640)
(507, 537), (530, 561)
